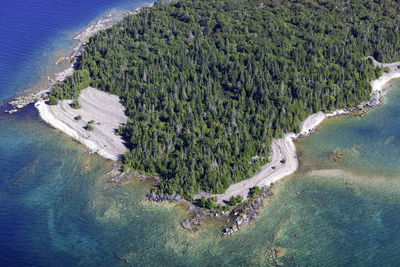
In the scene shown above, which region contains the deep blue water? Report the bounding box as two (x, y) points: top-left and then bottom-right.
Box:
(2, 0), (400, 266)
(0, 0), (146, 104)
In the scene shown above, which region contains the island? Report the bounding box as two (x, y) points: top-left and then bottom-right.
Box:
(40, 0), (400, 218)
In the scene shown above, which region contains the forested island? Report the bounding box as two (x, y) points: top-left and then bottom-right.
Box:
(50, 0), (400, 201)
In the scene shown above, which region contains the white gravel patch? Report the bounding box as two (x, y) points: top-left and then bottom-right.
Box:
(35, 87), (127, 161)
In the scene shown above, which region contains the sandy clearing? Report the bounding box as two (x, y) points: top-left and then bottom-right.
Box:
(298, 111), (326, 136)
(35, 87), (127, 161)
(368, 57), (400, 93)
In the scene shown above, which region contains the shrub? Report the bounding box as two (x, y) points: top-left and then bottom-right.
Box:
(186, 193), (193, 202)
(223, 205), (230, 212)
(85, 123), (93, 131)
(49, 95), (58, 105)
(75, 115), (82, 121)
(248, 186), (261, 198)
(205, 196), (216, 209)
(236, 195), (243, 203)
(228, 196), (237, 206)
(200, 196), (206, 208)
(70, 99), (81, 109)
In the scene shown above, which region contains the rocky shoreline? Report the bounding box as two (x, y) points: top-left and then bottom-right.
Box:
(104, 162), (160, 185)
(222, 186), (273, 236)
(147, 190), (182, 203)
(145, 181), (274, 236)
(5, 89), (48, 114)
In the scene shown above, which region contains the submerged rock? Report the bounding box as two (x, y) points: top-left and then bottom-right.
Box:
(7, 90), (47, 112)
(327, 149), (345, 162)
(181, 219), (192, 231)
(146, 185), (273, 236)
(222, 226), (238, 236)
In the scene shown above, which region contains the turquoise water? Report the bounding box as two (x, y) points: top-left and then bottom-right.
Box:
(2, 0), (400, 266)
(298, 80), (400, 177)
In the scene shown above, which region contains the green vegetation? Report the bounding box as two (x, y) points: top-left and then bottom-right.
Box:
(206, 197), (217, 209)
(75, 115), (82, 121)
(115, 126), (124, 136)
(85, 123), (94, 131)
(51, 0), (400, 199)
(200, 196), (217, 209)
(200, 196), (206, 208)
(223, 205), (230, 212)
(70, 99), (81, 109)
(89, 119), (95, 124)
(249, 186), (261, 199)
(48, 95), (58, 105)
(51, 69), (91, 99)
(228, 196), (237, 206)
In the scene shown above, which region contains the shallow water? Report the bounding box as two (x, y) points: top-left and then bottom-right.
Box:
(298, 80), (400, 177)
(2, 0), (400, 266)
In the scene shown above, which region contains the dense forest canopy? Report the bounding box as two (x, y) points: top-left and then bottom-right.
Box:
(51, 0), (400, 200)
